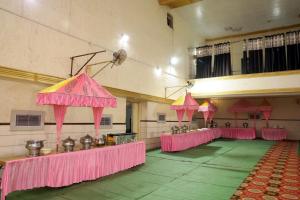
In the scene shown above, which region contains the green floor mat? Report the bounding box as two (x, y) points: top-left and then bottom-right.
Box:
(205, 141), (273, 170)
(179, 166), (248, 187)
(138, 179), (235, 200)
(138, 158), (199, 178)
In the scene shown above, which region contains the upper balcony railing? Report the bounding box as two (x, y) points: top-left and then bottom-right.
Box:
(189, 70), (300, 98)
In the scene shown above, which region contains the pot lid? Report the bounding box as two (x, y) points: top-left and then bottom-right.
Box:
(80, 134), (93, 141)
(62, 136), (75, 143)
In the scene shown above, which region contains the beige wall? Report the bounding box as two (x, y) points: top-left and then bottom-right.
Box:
(0, 0), (200, 99)
(194, 97), (300, 140)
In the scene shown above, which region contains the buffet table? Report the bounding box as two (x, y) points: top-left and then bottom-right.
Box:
(160, 130), (219, 152)
(0, 141), (145, 200)
(216, 128), (256, 140)
(160, 128), (256, 152)
(261, 128), (288, 140)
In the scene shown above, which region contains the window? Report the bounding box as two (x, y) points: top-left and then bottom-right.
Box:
(167, 13), (173, 29)
(248, 113), (261, 120)
(100, 114), (113, 129)
(157, 113), (166, 123)
(10, 110), (45, 131)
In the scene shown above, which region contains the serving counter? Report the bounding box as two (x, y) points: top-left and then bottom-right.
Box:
(160, 128), (256, 152)
(216, 128), (256, 140)
(261, 128), (288, 140)
(0, 141), (145, 200)
(160, 130), (220, 152)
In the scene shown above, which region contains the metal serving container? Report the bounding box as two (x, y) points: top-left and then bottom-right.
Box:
(94, 135), (106, 146)
(181, 125), (188, 133)
(25, 140), (45, 157)
(62, 137), (76, 152)
(171, 126), (180, 134)
(106, 133), (136, 145)
(80, 134), (94, 150)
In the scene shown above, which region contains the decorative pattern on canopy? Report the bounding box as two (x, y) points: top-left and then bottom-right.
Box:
(170, 93), (199, 125)
(228, 99), (259, 128)
(37, 73), (116, 107)
(198, 100), (217, 126)
(36, 73), (117, 149)
(228, 99), (258, 113)
(259, 99), (272, 127)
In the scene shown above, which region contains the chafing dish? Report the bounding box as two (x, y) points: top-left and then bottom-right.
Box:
(62, 136), (76, 152)
(94, 135), (105, 146)
(106, 133), (136, 145)
(80, 134), (94, 150)
(180, 125), (189, 133)
(171, 126), (180, 134)
(25, 140), (45, 157)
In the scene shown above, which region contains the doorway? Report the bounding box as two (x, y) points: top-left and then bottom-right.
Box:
(126, 103), (132, 133)
(125, 101), (140, 137)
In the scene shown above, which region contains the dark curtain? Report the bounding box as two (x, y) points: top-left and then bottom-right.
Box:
(196, 56), (212, 78)
(241, 38), (263, 74)
(264, 34), (286, 72)
(248, 49), (263, 73)
(241, 50), (249, 74)
(213, 43), (232, 77)
(195, 45), (212, 78)
(286, 31), (300, 70)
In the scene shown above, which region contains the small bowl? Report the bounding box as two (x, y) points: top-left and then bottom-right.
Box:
(40, 148), (52, 155)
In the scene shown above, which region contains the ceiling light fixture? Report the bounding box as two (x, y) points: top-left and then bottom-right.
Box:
(272, 7), (281, 17)
(170, 56), (178, 65)
(120, 34), (129, 44)
(154, 67), (162, 77)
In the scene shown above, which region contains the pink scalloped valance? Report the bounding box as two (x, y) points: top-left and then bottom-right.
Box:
(37, 93), (117, 107)
(228, 99), (258, 113)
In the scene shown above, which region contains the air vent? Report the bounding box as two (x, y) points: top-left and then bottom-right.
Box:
(100, 114), (112, 129)
(224, 26), (243, 32)
(10, 110), (45, 131)
(167, 13), (174, 29)
(157, 113), (166, 123)
(16, 115), (41, 126)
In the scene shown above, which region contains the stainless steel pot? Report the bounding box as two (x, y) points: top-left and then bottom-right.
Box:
(94, 135), (105, 146)
(80, 134), (94, 150)
(171, 126), (180, 134)
(62, 136), (76, 152)
(181, 125), (188, 133)
(25, 140), (45, 157)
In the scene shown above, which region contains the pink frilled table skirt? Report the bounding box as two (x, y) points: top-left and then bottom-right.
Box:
(160, 128), (256, 152)
(261, 128), (288, 140)
(215, 128), (256, 140)
(160, 130), (220, 152)
(0, 141), (145, 200)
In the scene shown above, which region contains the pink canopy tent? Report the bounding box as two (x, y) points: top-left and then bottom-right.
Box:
(170, 93), (199, 126)
(36, 73), (117, 150)
(228, 99), (259, 127)
(259, 99), (272, 127)
(198, 100), (217, 127)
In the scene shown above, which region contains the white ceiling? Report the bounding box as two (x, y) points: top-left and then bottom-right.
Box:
(175, 0), (300, 39)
